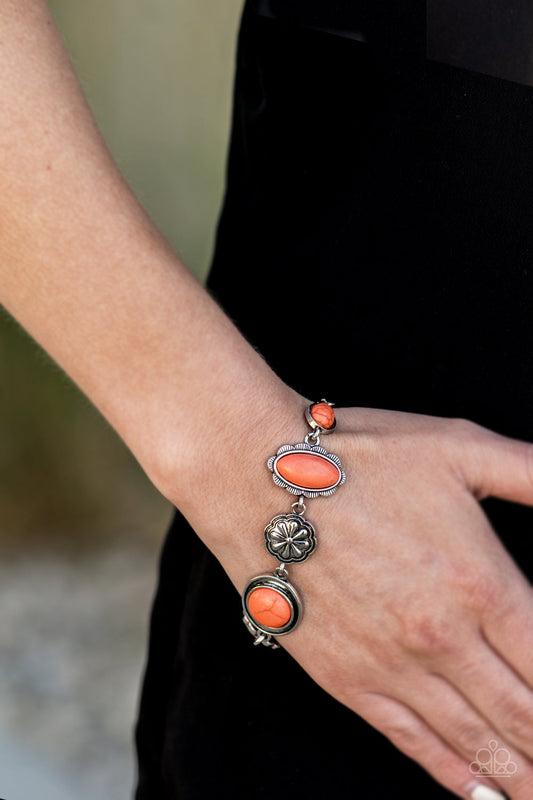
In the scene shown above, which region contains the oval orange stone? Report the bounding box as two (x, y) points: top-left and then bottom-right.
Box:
(248, 587), (292, 628)
(276, 452), (340, 490)
(311, 402), (335, 429)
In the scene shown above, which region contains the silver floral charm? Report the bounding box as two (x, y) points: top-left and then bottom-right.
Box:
(264, 513), (317, 563)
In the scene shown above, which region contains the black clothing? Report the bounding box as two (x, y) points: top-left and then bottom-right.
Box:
(135, 3), (533, 797)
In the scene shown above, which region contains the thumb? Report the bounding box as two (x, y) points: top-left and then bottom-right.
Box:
(456, 421), (533, 506)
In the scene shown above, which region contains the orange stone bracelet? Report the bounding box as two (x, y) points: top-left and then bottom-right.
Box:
(242, 400), (345, 648)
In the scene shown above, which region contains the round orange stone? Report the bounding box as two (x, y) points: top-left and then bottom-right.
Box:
(277, 452), (340, 490)
(248, 587), (292, 629)
(311, 402), (335, 429)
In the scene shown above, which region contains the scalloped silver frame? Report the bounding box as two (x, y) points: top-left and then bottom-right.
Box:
(267, 442), (346, 498)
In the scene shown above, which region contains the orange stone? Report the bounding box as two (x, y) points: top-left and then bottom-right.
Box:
(276, 452), (340, 490)
(248, 587), (291, 628)
(311, 402), (335, 429)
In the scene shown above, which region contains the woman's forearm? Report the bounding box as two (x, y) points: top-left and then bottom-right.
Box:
(0, 0), (301, 510)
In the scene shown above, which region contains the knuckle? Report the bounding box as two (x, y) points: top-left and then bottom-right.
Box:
(380, 717), (423, 752)
(453, 566), (506, 613)
(452, 718), (488, 752)
(401, 610), (457, 658)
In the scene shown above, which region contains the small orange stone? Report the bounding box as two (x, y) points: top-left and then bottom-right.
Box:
(277, 452), (340, 490)
(248, 587), (291, 628)
(311, 402), (335, 429)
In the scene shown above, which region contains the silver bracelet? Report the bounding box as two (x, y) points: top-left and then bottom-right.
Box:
(242, 400), (346, 649)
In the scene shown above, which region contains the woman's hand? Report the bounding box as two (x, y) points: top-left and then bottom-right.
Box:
(175, 402), (533, 800)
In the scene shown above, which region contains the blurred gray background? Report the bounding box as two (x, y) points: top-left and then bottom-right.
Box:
(0, 1), (243, 797)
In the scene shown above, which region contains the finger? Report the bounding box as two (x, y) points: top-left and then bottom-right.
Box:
(438, 637), (533, 762)
(453, 422), (533, 505)
(479, 581), (533, 692)
(355, 690), (506, 799)
(401, 672), (533, 799)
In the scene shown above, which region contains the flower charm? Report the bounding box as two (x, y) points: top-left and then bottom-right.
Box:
(263, 513), (317, 564)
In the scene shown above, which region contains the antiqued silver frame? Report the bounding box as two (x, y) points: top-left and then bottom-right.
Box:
(242, 574), (302, 637)
(267, 442), (346, 498)
(305, 400), (336, 434)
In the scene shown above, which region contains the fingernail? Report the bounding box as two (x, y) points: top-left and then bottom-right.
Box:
(466, 782), (506, 800)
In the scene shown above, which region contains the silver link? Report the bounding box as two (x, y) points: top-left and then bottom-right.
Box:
(273, 564), (289, 581)
(291, 496), (306, 516)
(304, 430), (321, 446)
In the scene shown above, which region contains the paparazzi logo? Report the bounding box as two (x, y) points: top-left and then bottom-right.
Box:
(469, 740), (518, 777)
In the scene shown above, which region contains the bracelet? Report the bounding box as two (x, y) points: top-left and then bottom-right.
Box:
(242, 400), (346, 649)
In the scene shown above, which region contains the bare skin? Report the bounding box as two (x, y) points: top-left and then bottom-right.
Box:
(2, 2), (533, 797)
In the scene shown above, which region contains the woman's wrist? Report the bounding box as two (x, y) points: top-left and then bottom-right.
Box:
(153, 366), (309, 567)
(165, 376), (308, 510)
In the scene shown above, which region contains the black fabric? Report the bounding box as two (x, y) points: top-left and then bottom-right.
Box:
(428, 0), (533, 85)
(134, 3), (533, 797)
